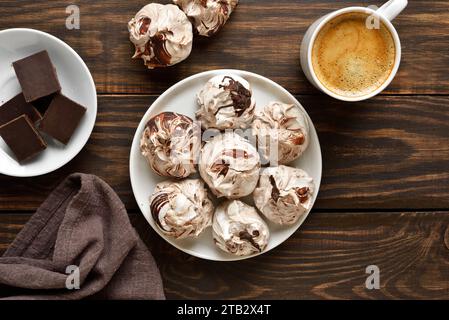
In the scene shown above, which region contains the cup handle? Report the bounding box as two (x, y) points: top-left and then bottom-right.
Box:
(377, 0), (408, 21)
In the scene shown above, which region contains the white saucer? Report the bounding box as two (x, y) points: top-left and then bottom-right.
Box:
(0, 28), (97, 177)
(130, 69), (322, 261)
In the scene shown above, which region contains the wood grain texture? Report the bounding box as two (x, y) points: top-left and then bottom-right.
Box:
(0, 94), (448, 211)
(0, 0), (448, 94)
(1, 212), (448, 299)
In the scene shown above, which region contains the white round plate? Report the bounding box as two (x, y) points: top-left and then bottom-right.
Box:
(130, 69), (322, 261)
(0, 28), (97, 177)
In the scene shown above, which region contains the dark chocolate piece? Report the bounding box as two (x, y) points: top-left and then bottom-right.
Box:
(217, 76), (252, 117)
(39, 94), (86, 144)
(150, 192), (169, 230)
(0, 115), (47, 162)
(269, 175), (280, 202)
(13, 51), (61, 102)
(238, 230), (261, 252)
(0, 93), (42, 126)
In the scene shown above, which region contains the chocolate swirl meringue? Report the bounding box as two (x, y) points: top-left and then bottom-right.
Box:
(196, 75), (256, 130)
(199, 132), (261, 199)
(253, 165), (315, 225)
(128, 3), (193, 69)
(252, 101), (310, 165)
(174, 0), (239, 37)
(140, 112), (200, 178)
(213, 200), (269, 256)
(150, 179), (214, 239)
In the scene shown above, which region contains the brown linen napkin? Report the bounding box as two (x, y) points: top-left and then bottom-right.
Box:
(0, 173), (165, 300)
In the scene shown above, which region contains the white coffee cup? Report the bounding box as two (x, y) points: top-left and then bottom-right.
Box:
(300, 0), (408, 102)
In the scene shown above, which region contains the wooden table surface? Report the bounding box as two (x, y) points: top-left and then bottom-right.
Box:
(1, 0), (449, 299)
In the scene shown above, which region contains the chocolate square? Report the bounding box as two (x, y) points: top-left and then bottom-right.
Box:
(0, 115), (47, 162)
(13, 51), (61, 102)
(39, 94), (86, 145)
(0, 93), (42, 126)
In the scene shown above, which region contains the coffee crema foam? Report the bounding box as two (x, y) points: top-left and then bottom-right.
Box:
(312, 12), (396, 98)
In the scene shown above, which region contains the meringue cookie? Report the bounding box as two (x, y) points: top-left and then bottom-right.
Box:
(253, 165), (315, 225)
(128, 3), (193, 69)
(199, 132), (260, 199)
(252, 101), (309, 165)
(213, 200), (269, 256)
(140, 112), (200, 178)
(174, 0), (238, 37)
(150, 179), (214, 239)
(196, 75), (256, 130)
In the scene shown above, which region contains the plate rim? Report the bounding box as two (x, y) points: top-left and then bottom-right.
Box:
(0, 28), (97, 177)
(129, 69), (322, 261)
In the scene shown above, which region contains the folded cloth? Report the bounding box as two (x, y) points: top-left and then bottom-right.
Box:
(0, 173), (165, 300)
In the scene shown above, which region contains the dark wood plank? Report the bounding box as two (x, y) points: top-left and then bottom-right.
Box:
(1, 95), (448, 211)
(1, 212), (449, 299)
(0, 0), (448, 94)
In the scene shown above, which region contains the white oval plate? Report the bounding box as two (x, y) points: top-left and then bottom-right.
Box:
(0, 28), (97, 177)
(130, 69), (322, 261)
